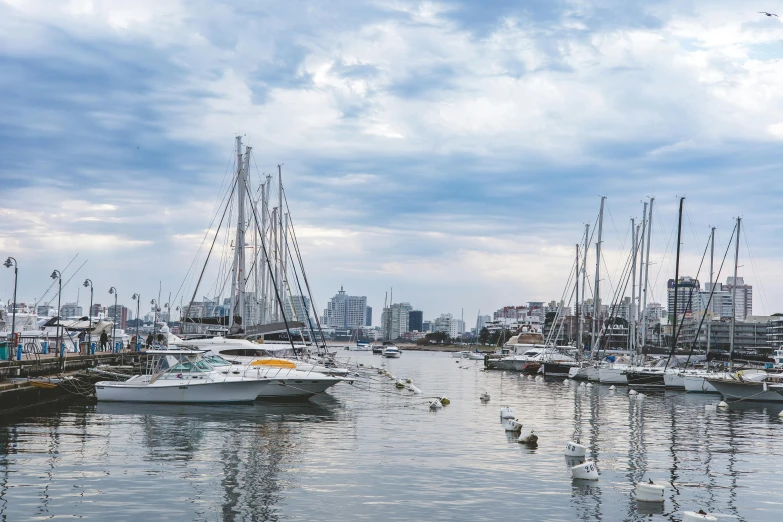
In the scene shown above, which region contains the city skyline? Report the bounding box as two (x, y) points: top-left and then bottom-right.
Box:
(3, 2), (783, 319)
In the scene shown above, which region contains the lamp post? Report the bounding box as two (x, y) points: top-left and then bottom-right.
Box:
(83, 279), (93, 351)
(109, 287), (117, 351)
(132, 293), (140, 349)
(151, 299), (158, 341)
(51, 270), (62, 363)
(3, 257), (17, 360)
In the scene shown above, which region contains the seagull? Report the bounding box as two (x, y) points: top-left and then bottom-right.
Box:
(759, 11), (779, 17)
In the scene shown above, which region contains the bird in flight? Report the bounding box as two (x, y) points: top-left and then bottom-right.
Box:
(759, 11), (779, 17)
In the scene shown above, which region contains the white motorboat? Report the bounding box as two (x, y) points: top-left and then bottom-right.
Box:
(383, 345), (401, 358)
(467, 352), (485, 360)
(95, 351), (266, 403)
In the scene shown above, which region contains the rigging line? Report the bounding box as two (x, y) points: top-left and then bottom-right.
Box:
(172, 149), (238, 307)
(684, 223), (738, 366)
(666, 231), (712, 369)
(545, 253), (578, 346)
(283, 189), (328, 349)
(38, 254), (79, 306)
(684, 203), (701, 255)
(183, 176), (237, 323)
(741, 223), (771, 315)
(244, 176), (299, 356)
(609, 214), (631, 288)
(605, 202), (623, 245)
(285, 234), (320, 346)
(648, 205), (677, 307)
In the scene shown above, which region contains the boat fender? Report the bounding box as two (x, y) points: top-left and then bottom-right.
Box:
(429, 399), (442, 410)
(500, 407), (515, 419)
(571, 460), (599, 481)
(682, 511), (717, 522)
(717, 401), (728, 408)
(635, 480), (665, 502)
(565, 441), (587, 457)
(439, 396), (451, 405)
(636, 393), (646, 400)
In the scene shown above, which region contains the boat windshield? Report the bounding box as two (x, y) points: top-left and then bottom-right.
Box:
(169, 359), (213, 373)
(203, 355), (231, 367)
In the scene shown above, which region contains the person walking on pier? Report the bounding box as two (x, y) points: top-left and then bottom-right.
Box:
(99, 330), (108, 351)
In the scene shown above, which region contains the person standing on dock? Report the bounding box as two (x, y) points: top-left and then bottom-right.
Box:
(99, 330), (108, 351)
(146, 332), (154, 348)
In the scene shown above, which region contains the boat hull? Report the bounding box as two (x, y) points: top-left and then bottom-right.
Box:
(95, 379), (264, 403)
(487, 358), (517, 370)
(708, 379), (783, 403)
(513, 361), (541, 374)
(598, 367), (628, 385)
(542, 362), (575, 377)
(626, 370), (665, 388)
(663, 371), (685, 389)
(683, 374), (719, 393)
(568, 365), (590, 380)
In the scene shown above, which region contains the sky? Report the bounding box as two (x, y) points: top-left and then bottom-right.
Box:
(2, 0), (783, 324)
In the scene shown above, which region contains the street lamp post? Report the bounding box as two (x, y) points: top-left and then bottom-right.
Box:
(151, 299), (158, 342)
(83, 279), (93, 352)
(109, 287), (117, 352)
(132, 293), (140, 350)
(3, 257), (18, 360)
(51, 270), (62, 363)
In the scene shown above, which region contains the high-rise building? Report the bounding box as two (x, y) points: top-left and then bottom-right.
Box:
(107, 305), (129, 330)
(408, 310), (423, 332)
(60, 302), (83, 318)
(381, 302), (413, 340)
(366, 306), (372, 327)
(667, 276), (701, 320)
(477, 315), (491, 331)
(37, 304), (54, 316)
(432, 313), (461, 338)
(90, 303), (103, 318)
(285, 295), (314, 329)
(726, 277), (752, 321)
(323, 286), (368, 328)
(702, 283), (733, 319)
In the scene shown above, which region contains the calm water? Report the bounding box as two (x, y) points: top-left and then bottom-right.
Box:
(2, 351), (783, 521)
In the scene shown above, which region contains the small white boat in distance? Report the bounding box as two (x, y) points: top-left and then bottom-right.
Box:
(383, 345), (402, 358)
(452, 351), (469, 358)
(95, 351), (265, 404)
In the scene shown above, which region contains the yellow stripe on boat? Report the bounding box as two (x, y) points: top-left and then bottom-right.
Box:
(249, 359), (297, 369)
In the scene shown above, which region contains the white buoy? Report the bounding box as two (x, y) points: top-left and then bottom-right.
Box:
(411, 386), (423, 395)
(395, 380), (405, 389)
(586, 383), (593, 388)
(636, 393), (646, 400)
(535, 375), (544, 382)
(682, 511), (717, 522)
(518, 429), (538, 444)
(629, 389), (638, 396)
(504, 419), (522, 431)
(717, 401), (728, 408)
(563, 379), (569, 385)
(635, 480), (665, 502)
(609, 385), (616, 390)
(480, 392), (490, 402)
(565, 441), (586, 457)
(579, 382), (586, 387)
(500, 407), (515, 419)
(429, 399), (442, 410)
(571, 460), (599, 480)
(778, 410), (783, 418)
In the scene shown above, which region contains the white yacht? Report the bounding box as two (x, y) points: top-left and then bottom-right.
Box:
(382, 345), (401, 358)
(95, 351), (267, 403)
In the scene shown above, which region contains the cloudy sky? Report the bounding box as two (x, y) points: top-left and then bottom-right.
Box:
(2, 0), (783, 323)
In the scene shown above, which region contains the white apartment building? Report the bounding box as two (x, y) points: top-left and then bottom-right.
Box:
(323, 286), (368, 328)
(381, 302), (413, 340)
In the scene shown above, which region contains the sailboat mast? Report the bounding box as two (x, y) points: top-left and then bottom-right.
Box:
(630, 218), (637, 357)
(707, 226), (715, 357)
(238, 146), (250, 328)
(575, 243), (580, 355)
(580, 223), (589, 354)
(671, 197), (685, 355)
(591, 196), (605, 360)
(637, 201), (648, 343)
(641, 198), (654, 348)
(729, 217), (741, 372)
(229, 136), (243, 329)
(278, 165), (284, 321)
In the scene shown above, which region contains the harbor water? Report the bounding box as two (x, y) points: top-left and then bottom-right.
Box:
(2, 351), (783, 521)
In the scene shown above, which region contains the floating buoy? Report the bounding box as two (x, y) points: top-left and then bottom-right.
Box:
(500, 407), (515, 419)
(359, 363), (364, 367)
(455, 360), (460, 363)
(429, 399), (442, 410)
(585, 383), (593, 388)
(571, 460), (599, 480)
(480, 392), (490, 402)
(518, 429), (538, 445)
(395, 380), (405, 389)
(504, 418), (522, 431)
(535, 375), (544, 382)
(407, 384), (423, 395)
(635, 480), (665, 502)
(609, 385), (616, 391)
(406, 378), (412, 383)
(778, 410), (783, 418)
(563, 379), (569, 385)
(717, 401), (729, 409)
(439, 396), (451, 405)
(636, 393), (646, 400)
(565, 441), (586, 457)
(682, 511), (717, 522)
(629, 389), (638, 396)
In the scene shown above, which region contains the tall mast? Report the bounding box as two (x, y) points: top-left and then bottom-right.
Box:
(580, 223), (589, 354)
(575, 243), (580, 355)
(637, 202), (648, 323)
(671, 197), (685, 355)
(238, 145), (250, 328)
(229, 136), (243, 329)
(630, 218), (637, 357)
(260, 181), (267, 324)
(283, 211), (289, 310)
(271, 207), (278, 321)
(591, 196), (605, 360)
(383, 291), (388, 341)
(278, 165), (284, 321)
(707, 226), (715, 356)
(729, 217), (741, 372)
(641, 198), (654, 348)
